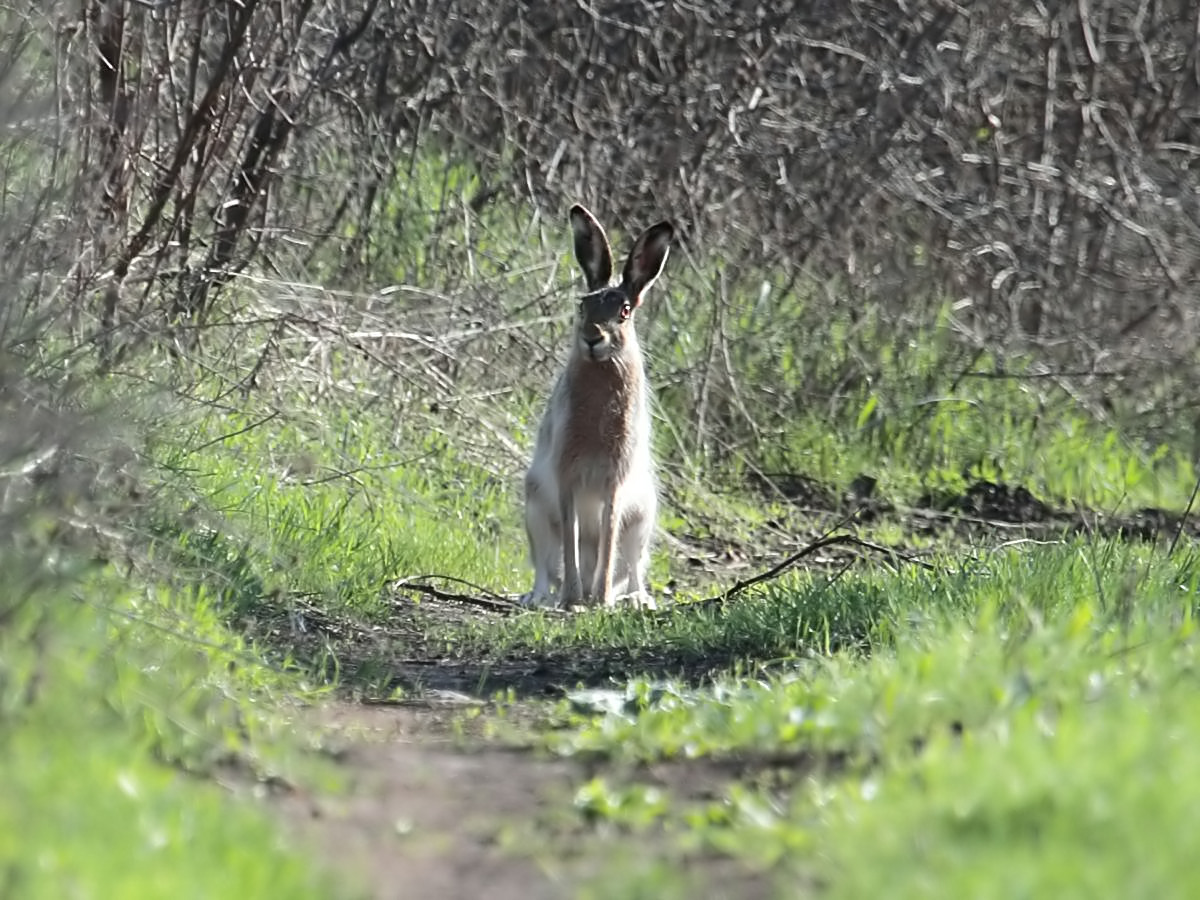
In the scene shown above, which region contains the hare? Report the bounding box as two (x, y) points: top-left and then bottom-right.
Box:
(520, 204), (675, 610)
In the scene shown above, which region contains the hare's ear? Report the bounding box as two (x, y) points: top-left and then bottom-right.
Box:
(569, 204), (614, 291)
(620, 221), (675, 305)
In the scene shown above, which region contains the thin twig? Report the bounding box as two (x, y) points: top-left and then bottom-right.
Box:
(187, 410), (279, 452)
(1167, 474), (1200, 558)
(712, 533), (858, 603)
(692, 530), (937, 608)
(390, 574), (537, 613)
(956, 369), (1122, 380)
(847, 535), (939, 572)
(1074, 501), (1109, 610)
(296, 453), (436, 486)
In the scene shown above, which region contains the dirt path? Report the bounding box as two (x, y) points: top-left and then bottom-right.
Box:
(277, 702), (581, 900)
(275, 700), (778, 900)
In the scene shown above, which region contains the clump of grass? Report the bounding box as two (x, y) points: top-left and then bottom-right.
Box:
(452, 566), (891, 666)
(1, 519), (337, 898)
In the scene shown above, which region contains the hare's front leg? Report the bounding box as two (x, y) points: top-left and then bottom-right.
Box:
(521, 473), (562, 607)
(558, 491), (584, 607)
(616, 490), (656, 609)
(593, 491), (622, 608)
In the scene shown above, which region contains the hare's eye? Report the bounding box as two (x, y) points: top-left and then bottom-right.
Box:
(619, 302), (632, 321)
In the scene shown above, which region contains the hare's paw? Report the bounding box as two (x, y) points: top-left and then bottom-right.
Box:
(518, 589), (555, 609)
(556, 575), (586, 609)
(624, 590), (657, 611)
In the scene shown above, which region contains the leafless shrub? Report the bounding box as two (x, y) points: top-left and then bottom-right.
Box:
(0, 4), (127, 642)
(43, 1), (1200, 461)
(419, 0), (1200, 358)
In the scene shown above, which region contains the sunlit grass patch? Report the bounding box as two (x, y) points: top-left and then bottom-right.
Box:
(0, 572), (337, 899)
(152, 403), (528, 622)
(544, 539), (1200, 896)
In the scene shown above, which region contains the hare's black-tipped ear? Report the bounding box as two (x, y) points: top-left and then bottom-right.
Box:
(621, 221), (675, 305)
(569, 204), (614, 291)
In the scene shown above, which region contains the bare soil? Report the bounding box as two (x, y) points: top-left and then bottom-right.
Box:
(275, 703), (576, 900)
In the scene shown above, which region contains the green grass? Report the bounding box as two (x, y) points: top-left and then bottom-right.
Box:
(532, 539), (1200, 897)
(135, 278), (1200, 659)
(0, 569), (339, 899)
(453, 565), (889, 664)
(53, 332), (1192, 899)
(648, 279), (1198, 512)
(150, 404), (528, 620)
(3, 726), (328, 899)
